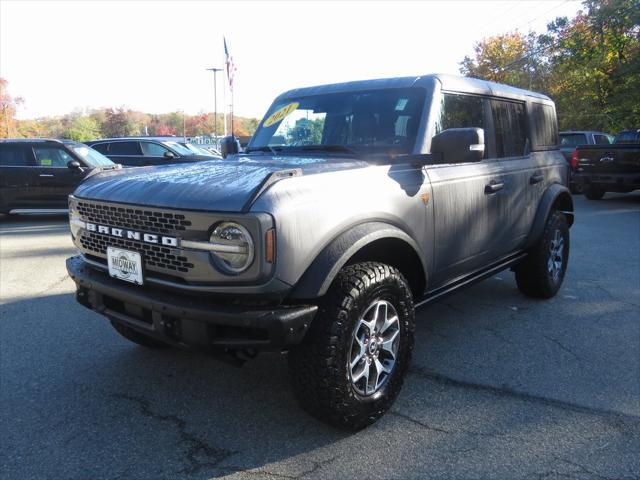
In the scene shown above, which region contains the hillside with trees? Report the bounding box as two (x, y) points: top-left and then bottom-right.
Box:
(0, 79), (259, 141)
(460, 0), (639, 132)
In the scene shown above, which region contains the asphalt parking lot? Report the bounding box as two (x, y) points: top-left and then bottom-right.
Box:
(1, 193), (639, 480)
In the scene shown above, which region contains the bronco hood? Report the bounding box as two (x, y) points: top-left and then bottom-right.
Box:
(73, 155), (368, 212)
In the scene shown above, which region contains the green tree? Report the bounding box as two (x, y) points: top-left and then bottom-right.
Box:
(62, 115), (101, 141)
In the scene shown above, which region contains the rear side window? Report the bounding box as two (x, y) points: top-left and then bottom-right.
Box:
(616, 131), (639, 144)
(529, 102), (558, 151)
(140, 141), (170, 157)
(560, 133), (587, 147)
(491, 100), (528, 157)
(109, 141), (142, 155)
(0, 144), (33, 166)
(33, 146), (74, 167)
(594, 134), (613, 145)
(91, 143), (110, 154)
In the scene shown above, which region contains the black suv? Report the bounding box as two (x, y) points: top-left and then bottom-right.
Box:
(0, 139), (117, 214)
(85, 138), (215, 167)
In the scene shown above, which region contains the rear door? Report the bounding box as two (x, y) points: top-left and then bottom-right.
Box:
(426, 92), (507, 286)
(31, 144), (87, 208)
(489, 98), (533, 254)
(0, 143), (36, 212)
(105, 141), (143, 166)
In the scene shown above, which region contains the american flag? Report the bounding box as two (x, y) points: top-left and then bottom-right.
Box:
(224, 37), (236, 90)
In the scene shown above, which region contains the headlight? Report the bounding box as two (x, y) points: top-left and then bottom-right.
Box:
(69, 211), (86, 239)
(209, 222), (255, 274)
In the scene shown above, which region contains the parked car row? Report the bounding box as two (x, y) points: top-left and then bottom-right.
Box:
(0, 135), (224, 214)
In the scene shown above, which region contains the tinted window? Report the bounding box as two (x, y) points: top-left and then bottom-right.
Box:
(491, 100), (528, 158)
(616, 131), (639, 144)
(560, 133), (588, 147)
(530, 103), (558, 150)
(91, 143), (110, 154)
(435, 93), (485, 134)
(33, 146), (74, 167)
(593, 134), (611, 145)
(0, 144), (32, 166)
(140, 142), (170, 157)
(109, 141), (141, 155)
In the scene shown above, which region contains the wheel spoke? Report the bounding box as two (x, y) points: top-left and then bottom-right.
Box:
(367, 359), (380, 394)
(380, 329), (399, 358)
(352, 361), (370, 384)
(350, 334), (366, 370)
(374, 301), (388, 332)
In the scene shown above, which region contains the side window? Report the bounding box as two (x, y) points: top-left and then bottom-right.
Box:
(594, 134), (611, 145)
(91, 143), (110, 154)
(0, 144), (33, 166)
(33, 146), (74, 167)
(109, 141), (142, 155)
(529, 103), (558, 150)
(491, 100), (528, 158)
(140, 142), (170, 157)
(434, 93), (485, 134)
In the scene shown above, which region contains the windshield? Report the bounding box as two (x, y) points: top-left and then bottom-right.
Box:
(68, 144), (114, 167)
(182, 143), (216, 156)
(163, 141), (194, 155)
(249, 87), (426, 155)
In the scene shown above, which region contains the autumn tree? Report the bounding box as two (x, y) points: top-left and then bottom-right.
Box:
(0, 78), (24, 138)
(460, 31), (548, 91)
(101, 108), (141, 137)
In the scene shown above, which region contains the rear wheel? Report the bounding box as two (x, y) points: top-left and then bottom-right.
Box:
(515, 210), (569, 299)
(110, 320), (171, 349)
(584, 185), (605, 200)
(288, 262), (415, 430)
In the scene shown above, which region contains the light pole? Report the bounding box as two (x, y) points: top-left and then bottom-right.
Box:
(206, 67), (223, 138)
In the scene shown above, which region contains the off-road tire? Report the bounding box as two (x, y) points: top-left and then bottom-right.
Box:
(515, 211), (569, 298)
(584, 185), (605, 200)
(288, 262), (415, 431)
(110, 320), (171, 349)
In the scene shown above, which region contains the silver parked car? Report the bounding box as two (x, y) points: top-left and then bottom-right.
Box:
(66, 74), (573, 430)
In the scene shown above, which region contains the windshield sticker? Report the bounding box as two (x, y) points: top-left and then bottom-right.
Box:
(263, 102), (299, 128)
(40, 158), (52, 166)
(395, 98), (409, 111)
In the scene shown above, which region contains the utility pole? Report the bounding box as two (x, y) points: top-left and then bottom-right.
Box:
(206, 67), (223, 137)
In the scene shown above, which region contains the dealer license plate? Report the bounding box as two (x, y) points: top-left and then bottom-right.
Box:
(107, 247), (143, 285)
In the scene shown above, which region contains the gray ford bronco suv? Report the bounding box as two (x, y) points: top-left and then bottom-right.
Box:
(66, 74), (573, 430)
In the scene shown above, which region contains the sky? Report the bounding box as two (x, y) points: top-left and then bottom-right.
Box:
(0, 0), (583, 120)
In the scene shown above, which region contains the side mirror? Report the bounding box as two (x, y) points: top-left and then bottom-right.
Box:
(164, 151), (177, 159)
(431, 128), (485, 164)
(67, 160), (83, 170)
(220, 135), (240, 158)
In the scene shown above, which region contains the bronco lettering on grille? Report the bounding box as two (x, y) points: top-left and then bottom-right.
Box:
(84, 222), (178, 247)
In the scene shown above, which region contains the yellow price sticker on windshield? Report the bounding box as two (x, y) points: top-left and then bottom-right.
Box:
(262, 102), (299, 128)
(40, 158), (52, 166)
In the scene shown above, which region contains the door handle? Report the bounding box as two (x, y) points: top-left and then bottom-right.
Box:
(39, 174), (54, 177)
(485, 181), (504, 194)
(530, 174), (544, 184)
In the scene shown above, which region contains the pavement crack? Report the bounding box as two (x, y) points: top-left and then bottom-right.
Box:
(408, 366), (640, 423)
(35, 273), (69, 296)
(541, 333), (583, 361)
(216, 456), (339, 479)
(113, 393), (236, 475)
(389, 410), (452, 434)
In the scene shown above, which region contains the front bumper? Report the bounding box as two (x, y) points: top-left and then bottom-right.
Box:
(66, 256), (317, 351)
(573, 172), (640, 190)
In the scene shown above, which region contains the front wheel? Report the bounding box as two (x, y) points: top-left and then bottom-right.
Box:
(288, 262), (415, 431)
(515, 211), (570, 298)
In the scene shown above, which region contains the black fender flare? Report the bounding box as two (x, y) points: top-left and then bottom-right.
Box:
(289, 222), (427, 299)
(525, 183), (574, 249)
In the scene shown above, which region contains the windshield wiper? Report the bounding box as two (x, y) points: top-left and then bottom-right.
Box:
(245, 145), (280, 155)
(299, 145), (358, 153)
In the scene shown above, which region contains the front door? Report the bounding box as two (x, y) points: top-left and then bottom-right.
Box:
(426, 92), (506, 287)
(31, 144), (86, 208)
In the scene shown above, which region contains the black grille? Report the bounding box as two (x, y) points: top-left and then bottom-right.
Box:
(77, 201), (192, 235)
(80, 231), (195, 273)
